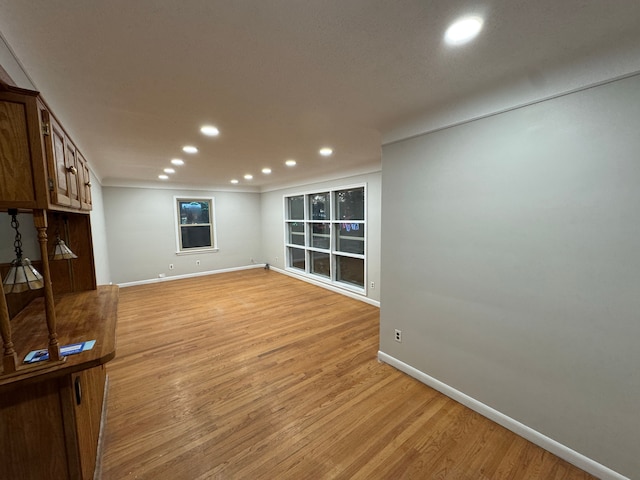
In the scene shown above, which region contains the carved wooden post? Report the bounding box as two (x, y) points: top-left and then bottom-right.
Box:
(0, 288), (18, 374)
(33, 209), (61, 361)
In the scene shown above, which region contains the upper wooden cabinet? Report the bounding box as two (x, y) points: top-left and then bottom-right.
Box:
(0, 82), (92, 212)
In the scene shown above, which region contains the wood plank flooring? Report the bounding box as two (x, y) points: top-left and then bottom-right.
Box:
(101, 269), (596, 479)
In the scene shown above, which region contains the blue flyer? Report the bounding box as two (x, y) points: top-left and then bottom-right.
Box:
(24, 340), (96, 363)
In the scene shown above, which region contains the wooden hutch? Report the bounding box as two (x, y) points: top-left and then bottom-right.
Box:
(0, 80), (118, 479)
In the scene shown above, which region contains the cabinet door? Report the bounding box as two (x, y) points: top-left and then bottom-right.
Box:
(0, 92), (45, 209)
(63, 365), (107, 479)
(0, 377), (71, 479)
(78, 151), (93, 210)
(42, 109), (73, 207)
(65, 138), (82, 208)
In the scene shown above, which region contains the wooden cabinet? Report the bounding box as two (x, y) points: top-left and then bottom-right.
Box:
(0, 365), (106, 479)
(0, 82), (92, 212)
(0, 287), (118, 480)
(1, 80), (106, 479)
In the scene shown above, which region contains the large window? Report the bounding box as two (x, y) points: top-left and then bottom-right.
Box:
(174, 197), (218, 253)
(284, 185), (366, 291)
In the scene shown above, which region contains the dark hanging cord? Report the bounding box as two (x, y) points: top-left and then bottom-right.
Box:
(9, 210), (23, 261)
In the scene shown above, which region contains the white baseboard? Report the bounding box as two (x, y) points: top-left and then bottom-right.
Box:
(118, 264), (265, 288)
(269, 266), (380, 307)
(377, 351), (628, 480)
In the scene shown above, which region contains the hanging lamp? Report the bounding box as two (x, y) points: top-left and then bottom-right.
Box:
(2, 209), (45, 294)
(51, 217), (78, 260)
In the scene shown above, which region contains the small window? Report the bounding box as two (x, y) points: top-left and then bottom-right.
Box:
(175, 197), (217, 253)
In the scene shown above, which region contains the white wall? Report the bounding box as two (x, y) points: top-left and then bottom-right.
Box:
(0, 33), (35, 89)
(103, 186), (262, 284)
(261, 172), (381, 303)
(88, 171), (112, 285)
(380, 73), (640, 478)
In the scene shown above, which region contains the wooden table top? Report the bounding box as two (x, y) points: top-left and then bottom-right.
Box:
(0, 285), (118, 390)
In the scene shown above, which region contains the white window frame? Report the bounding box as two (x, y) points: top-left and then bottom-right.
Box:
(173, 196), (219, 255)
(283, 183), (366, 294)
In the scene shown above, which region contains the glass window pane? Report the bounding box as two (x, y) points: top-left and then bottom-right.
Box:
(336, 256), (364, 288)
(181, 225), (212, 249)
(287, 222), (305, 246)
(288, 247), (305, 270)
(311, 223), (330, 249)
(288, 196), (304, 220)
(336, 223), (364, 255)
(310, 251), (330, 278)
(179, 200), (210, 224)
(336, 187), (364, 220)
(309, 192), (329, 220)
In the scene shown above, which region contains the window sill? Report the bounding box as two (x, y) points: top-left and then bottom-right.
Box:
(285, 267), (366, 295)
(175, 248), (219, 256)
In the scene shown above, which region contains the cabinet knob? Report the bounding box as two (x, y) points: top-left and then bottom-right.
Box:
(85, 181), (92, 188)
(67, 165), (78, 175)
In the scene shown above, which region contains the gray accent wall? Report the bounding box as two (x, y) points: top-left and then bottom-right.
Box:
(380, 73), (640, 477)
(260, 172), (381, 303)
(103, 187), (261, 284)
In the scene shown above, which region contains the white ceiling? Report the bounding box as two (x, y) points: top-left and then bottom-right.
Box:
(1, 1), (640, 191)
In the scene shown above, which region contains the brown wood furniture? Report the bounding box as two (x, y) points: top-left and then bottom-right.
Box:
(0, 287), (118, 479)
(0, 82), (92, 213)
(0, 79), (117, 479)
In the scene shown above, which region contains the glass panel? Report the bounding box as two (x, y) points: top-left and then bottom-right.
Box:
(336, 256), (364, 288)
(311, 223), (330, 249)
(336, 187), (364, 220)
(179, 200), (210, 224)
(336, 223), (364, 254)
(309, 192), (329, 220)
(181, 225), (212, 249)
(287, 222), (305, 246)
(310, 251), (330, 278)
(287, 196), (304, 220)
(288, 247), (305, 270)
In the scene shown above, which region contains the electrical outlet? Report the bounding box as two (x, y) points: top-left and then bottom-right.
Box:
(169, 264), (174, 270)
(196, 260), (201, 266)
(394, 329), (402, 342)
(370, 281), (375, 289)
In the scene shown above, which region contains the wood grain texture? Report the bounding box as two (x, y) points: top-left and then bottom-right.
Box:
(0, 99), (36, 204)
(0, 285), (118, 385)
(0, 376), (71, 479)
(101, 270), (596, 479)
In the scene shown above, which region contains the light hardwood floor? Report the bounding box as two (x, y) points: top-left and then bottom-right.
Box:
(101, 269), (596, 479)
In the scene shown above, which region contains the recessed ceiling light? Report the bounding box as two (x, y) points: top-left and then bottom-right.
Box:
(230, 179), (239, 184)
(171, 158), (184, 166)
(319, 147), (333, 157)
(163, 168), (175, 174)
(200, 125), (220, 136)
(182, 145), (198, 154)
(262, 167), (272, 174)
(158, 174), (169, 180)
(444, 16), (483, 46)
(244, 174), (253, 180)
(285, 159), (297, 167)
